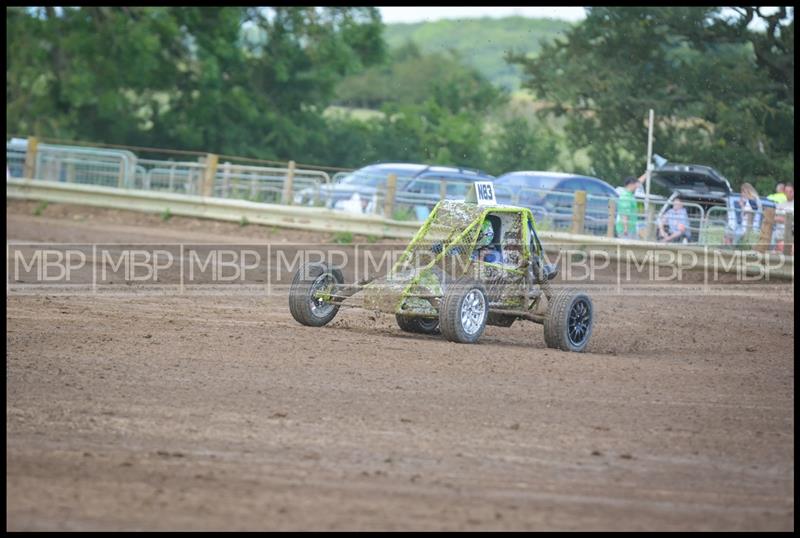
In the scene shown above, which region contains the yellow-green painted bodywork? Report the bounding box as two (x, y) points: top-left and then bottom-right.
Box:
(359, 200), (544, 316)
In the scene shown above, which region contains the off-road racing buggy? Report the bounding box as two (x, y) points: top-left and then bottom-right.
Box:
(288, 196), (594, 352)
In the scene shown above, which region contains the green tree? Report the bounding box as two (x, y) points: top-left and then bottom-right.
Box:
(508, 7), (794, 188)
(328, 41), (507, 171)
(334, 47), (505, 113)
(383, 16), (574, 90)
(487, 117), (558, 174)
(370, 99), (488, 170)
(147, 7), (386, 157)
(6, 6), (386, 160)
(6, 7), (186, 141)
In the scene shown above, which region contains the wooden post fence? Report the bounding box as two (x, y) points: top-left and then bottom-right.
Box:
(23, 136), (38, 180)
(221, 161), (231, 198)
(755, 206), (776, 253)
(250, 170), (258, 200)
(282, 160), (296, 205)
(783, 212), (794, 256)
(571, 190), (586, 235)
(384, 173), (397, 218)
(117, 160), (125, 188)
(202, 153), (219, 198)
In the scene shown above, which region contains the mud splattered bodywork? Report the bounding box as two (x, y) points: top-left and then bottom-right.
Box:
(357, 200), (543, 317)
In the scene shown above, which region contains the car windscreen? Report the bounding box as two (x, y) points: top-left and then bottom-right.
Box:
(495, 174), (560, 191)
(644, 179), (674, 198)
(408, 173), (492, 194)
(651, 169), (731, 196)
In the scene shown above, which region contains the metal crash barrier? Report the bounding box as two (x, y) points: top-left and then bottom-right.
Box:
(6, 137), (793, 256)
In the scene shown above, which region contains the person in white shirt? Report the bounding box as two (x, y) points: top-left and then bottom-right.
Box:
(772, 183), (794, 254)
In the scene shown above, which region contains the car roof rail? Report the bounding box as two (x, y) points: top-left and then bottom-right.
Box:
(413, 164), (434, 178)
(412, 164), (494, 178)
(457, 166), (492, 176)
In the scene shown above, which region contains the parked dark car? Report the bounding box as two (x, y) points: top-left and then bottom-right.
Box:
(649, 162), (732, 205)
(295, 163), (495, 217)
(6, 138), (29, 178)
(493, 171), (618, 234)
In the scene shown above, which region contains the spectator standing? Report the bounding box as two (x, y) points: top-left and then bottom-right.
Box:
(730, 182), (763, 245)
(767, 183), (788, 204)
(779, 183), (794, 211)
(616, 176), (640, 239)
(772, 183), (794, 254)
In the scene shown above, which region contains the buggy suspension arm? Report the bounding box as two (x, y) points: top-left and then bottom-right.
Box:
(314, 276), (377, 304)
(489, 308), (546, 324)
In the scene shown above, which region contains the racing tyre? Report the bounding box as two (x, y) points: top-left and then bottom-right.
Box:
(439, 278), (488, 344)
(289, 262), (343, 327)
(395, 315), (440, 334)
(543, 288), (593, 352)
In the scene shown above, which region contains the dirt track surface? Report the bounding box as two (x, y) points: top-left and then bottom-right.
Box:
(6, 201), (795, 531)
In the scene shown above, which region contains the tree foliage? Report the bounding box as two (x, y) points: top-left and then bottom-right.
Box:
(508, 7), (794, 191)
(486, 117), (559, 174)
(334, 41), (505, 113)
(7, 6), (525, 174)
(6, 6), (385, 159)
(323, 40), (513, 172)
(10, 7), (789, 187)
(384, 16), (574, 90)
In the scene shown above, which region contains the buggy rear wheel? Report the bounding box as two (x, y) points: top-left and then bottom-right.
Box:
(289, 262), (343, 327)
(543, 288), (593, 352)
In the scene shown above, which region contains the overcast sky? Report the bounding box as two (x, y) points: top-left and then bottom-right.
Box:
(378, 6), (587, 24)
(377, 6), (791, 29)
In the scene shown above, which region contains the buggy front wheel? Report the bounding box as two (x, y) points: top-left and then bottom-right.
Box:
(289, 262), (343, 327)
(439, 278), (488, 344)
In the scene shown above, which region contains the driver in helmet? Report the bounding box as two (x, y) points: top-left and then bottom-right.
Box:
(473, 219), (501, 263)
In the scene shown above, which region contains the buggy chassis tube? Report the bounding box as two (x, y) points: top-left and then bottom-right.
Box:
(489, 308), (546, 324)
(311, 202), (554, 318)
(313, 276), (377, 304)
(391, 203), (539, 316)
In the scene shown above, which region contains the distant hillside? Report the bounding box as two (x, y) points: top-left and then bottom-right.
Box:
(384, 16), (574, 90)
